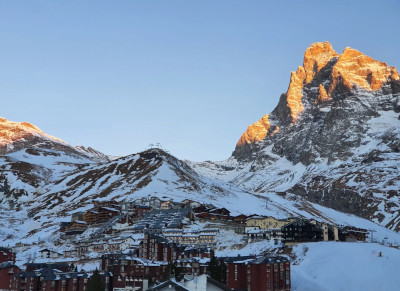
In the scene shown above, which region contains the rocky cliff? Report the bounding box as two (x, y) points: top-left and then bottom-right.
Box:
(209, 41), (400, 230)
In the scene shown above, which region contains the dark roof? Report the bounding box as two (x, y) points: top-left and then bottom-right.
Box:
(0, 262), (19, 270)
(206, 275), (231, 290)
(0, 247), (13, 253)
(221, 255), (289, 265)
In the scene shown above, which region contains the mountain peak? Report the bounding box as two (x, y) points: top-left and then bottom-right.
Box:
(235, 42), (400, 152)
(302, 41), (339, 84)
(0, 117), (65, 148)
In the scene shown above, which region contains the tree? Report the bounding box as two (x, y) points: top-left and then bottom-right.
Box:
(218, 258), (227, 284)
(207, 250), (219, 281)
(207, 250), (227, 284)
(163, 261), (173, 280)
(69, 263), (75, 272)
(87, 268), (105, 291)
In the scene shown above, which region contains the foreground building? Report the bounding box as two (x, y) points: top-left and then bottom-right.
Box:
(0, 262), (20, 291)
(226, 255), (290, 291)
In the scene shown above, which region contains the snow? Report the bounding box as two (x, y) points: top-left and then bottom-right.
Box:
(291, 242), (400, 291)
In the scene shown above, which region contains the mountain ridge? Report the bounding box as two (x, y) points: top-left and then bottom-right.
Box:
(1, 41), (400, 246)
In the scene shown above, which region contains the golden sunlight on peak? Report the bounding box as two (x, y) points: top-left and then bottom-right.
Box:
(237, 114), (270, 147)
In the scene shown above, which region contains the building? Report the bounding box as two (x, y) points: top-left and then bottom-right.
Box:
(0, 247), (16, 264)
(232, 214), (248, 224)
(39, 249), (63, 259)
(246, 216), (295, 231)
(226, 255), (290, 291)
(281, 219), (338, 245)
(65, 220), (88, 235)
(15, 263), (87, 291)
(208, 208), (231, 220)
(133, 205), (152, 218)
(339, 226), (368, 242)
(132, 208), (192, 234)
(83, 206), (120, 225)
(101, 254), (167, 290)
(0, 262), (20, 291)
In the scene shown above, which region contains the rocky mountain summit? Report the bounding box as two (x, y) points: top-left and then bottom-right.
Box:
(197, 41), (400, 230)
(234, 41), (400, 164)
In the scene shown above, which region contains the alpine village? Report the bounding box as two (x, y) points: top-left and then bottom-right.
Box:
(1, 40), (400, 291)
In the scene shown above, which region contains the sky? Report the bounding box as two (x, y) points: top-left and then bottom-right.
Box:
(1, 1), (399, 161)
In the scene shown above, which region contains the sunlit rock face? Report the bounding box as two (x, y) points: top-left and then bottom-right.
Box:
(329, 47), (399, 94)
(234, 41), (400, 163)
(287, 41), (339, 121)
(237, 115), (270, 146)
(0, 117), (67, 155)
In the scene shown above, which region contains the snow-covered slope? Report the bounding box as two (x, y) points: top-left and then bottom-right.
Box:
(291, 242), (400, 291)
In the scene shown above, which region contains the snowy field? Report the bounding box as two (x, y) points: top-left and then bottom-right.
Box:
(291, 242), (400, 291)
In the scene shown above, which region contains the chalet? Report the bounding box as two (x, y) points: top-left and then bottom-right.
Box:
(65, 220), (88, 235)
(0, 262), (20, 291)
(232, 214), (248, 224)
(0, 247), (16, 263)
(193, 204), (210, 214)
(83, 206), (120, 225)
(339, 226), (368, 242)
(209, 208), (231, 220)
(39, 249), (62, 259)
(133, 205), (152, 218)
(226, 255), (290, 291)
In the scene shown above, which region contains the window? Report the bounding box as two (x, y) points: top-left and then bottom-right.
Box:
(234, 265), (238, 281)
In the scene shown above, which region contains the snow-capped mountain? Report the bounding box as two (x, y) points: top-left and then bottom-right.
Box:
(193, 42), (400, 230)
(1, 41), (399, 245)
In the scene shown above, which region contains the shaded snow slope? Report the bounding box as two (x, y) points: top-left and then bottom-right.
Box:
(291, 242), (400, 291)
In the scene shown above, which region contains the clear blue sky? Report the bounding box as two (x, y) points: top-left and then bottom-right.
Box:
(1, 1), (399, 161)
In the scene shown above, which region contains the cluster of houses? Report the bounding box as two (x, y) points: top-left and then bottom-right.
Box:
(1, 195), (375, 291)
(0, 245), (291, 291)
